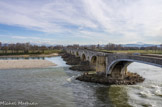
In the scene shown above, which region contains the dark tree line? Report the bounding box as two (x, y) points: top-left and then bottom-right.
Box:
(0, 42), (63, 54)
(1, 42), (161, 55)
(66, 43), (162, 51)
(103, 43), (161, 51)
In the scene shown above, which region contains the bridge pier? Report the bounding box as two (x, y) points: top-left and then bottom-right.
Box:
(96, 56), (106, 73)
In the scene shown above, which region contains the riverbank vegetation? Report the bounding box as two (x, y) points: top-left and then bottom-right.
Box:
(0, 42), (62, 56)
(96, 49), (162, 54)
(66, 43), (162, 54)
(1, 41), (162, 56)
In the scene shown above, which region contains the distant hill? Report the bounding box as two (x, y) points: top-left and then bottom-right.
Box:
(99, 42), (160, 48)
(122, 43), (158, 47)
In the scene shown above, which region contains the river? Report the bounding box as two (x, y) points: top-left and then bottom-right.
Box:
(0, 56), (161, 107)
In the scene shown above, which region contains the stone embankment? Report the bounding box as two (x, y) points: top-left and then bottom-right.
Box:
(60, 53), (95, 71)
(60, 52), (145, 85)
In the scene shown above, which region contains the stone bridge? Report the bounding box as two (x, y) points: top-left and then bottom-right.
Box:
(65, 48), (162, 79)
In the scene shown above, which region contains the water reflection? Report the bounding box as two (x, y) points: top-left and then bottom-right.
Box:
(94, 86), (113, 107)
(94, 86), (132, 107)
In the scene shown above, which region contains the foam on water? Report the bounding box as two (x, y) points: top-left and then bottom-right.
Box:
(67, 76), (76, 82)
(127, 62), (162, 107)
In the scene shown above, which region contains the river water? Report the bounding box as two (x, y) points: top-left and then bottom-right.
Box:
(0, 56), (162, 107)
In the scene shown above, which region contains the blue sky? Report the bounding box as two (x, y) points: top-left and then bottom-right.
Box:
(0, 0), (162, 45)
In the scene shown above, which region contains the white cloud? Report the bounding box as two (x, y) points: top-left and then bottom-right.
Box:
(0, 0), (162, 44)
(12, 36), (40, 40)
(83, 0), (162, 37)
(0, 0), (98, 33)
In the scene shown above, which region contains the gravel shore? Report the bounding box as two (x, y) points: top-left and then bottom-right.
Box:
(0, 60), (56, 69)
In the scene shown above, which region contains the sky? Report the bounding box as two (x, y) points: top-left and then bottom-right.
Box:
(0, 0), (162, 45)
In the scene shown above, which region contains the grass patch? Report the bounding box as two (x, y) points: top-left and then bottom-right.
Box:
(96, 49), (162, 54)
(0, 49), (62, 56)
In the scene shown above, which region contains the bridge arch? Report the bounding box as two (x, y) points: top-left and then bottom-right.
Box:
(72, 51), (75, 55)
(81, 53), (86, 61)
(106, 59), (162, 78)
(76, 51), (79, 57)
(91, 56), (97, 65)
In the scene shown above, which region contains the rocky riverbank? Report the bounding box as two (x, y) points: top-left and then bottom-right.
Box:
(61, 52), (145, 85)
(76, 72), (145, 85)
(60, 53), (95, 71)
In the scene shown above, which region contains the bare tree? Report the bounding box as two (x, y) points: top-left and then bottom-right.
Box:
(24, 42), (30, 53)
(3, 44), (8, 54)
(40, 46), (47, 53)
(160, 44), (162, 50)
(8, 44), (15, 54)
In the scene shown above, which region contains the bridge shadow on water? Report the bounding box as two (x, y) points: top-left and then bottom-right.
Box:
(62, 66), (132, 107)
(94, 86), (132, 107)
